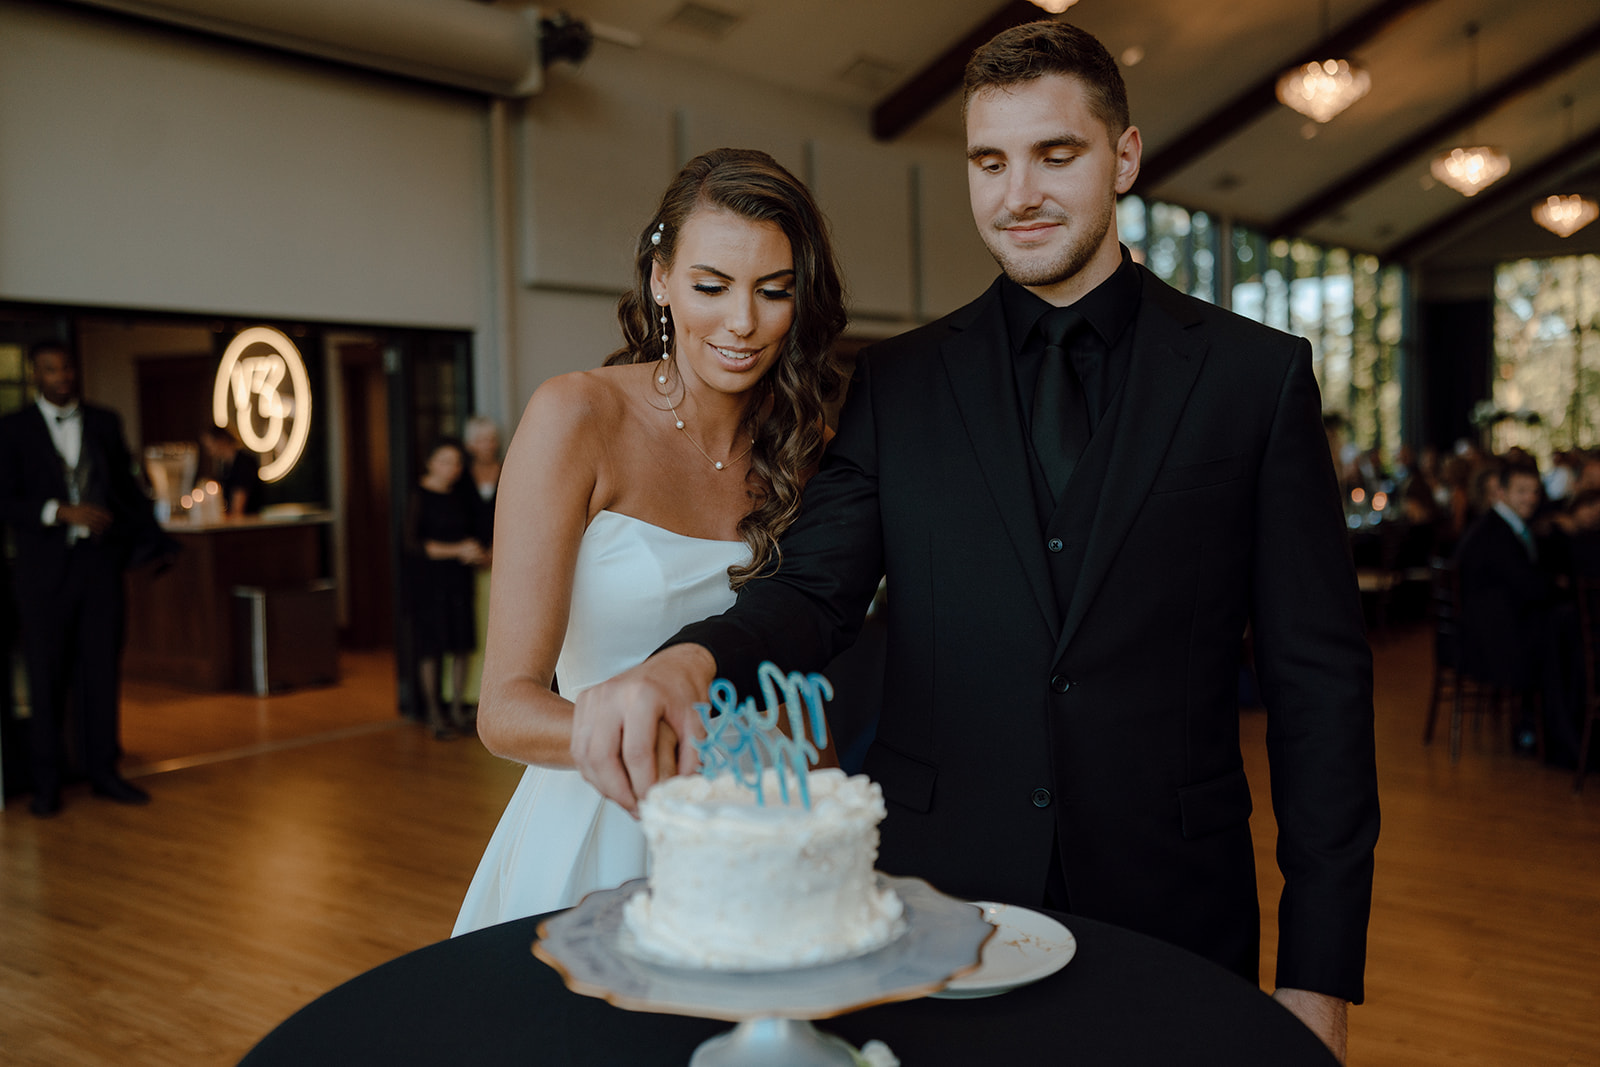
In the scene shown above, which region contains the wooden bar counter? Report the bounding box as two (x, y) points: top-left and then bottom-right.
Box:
(124, 512), (333, 691)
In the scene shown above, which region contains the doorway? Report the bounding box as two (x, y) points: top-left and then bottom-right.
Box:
(337, 341), (394, 649)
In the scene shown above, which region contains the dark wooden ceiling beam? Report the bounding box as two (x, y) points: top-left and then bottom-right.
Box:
(1274, 20), (1600, 239)
(1137, 0), (1436, 190)
(1382, 124), (1600, 263)
(871, 1), (1051, 142)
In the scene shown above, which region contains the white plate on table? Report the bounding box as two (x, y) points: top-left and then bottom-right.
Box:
(929, 901), (1076, 999)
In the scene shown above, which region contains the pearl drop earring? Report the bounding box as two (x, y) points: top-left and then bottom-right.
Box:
(656, 295), (670, 384)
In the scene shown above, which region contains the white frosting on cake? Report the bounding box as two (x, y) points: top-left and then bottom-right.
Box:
(622, 767), (905, 971)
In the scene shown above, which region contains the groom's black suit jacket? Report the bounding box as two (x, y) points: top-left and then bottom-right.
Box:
(676, 267), (1380, 1004)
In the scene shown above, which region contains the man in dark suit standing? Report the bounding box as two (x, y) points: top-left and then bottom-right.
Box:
(0, 340), (168, 816)
(570, 21), (1378, 1060)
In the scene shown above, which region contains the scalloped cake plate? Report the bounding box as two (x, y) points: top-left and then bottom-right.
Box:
(929, 901), (1076, 999)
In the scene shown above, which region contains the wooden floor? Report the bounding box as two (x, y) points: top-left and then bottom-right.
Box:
(0, 629), (1596, 1066)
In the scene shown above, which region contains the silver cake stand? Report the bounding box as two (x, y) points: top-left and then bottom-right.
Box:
(535, 874), (995, 1067)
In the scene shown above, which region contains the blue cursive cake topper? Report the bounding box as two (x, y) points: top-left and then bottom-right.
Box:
(692, 661), (833, 809)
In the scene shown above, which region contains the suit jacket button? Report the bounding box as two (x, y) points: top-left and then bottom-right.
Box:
(1047, 538), (1063, 552)
(1031, 788), (1052, 808)
(1050, 674), (1071, 694)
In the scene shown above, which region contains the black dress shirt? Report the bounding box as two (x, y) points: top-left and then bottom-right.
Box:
(1002, 245), (1143, 437)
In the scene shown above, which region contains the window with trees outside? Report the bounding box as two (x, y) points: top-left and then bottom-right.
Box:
(1490, 254), (1600, 465)
(1117, 195), (1408, 460)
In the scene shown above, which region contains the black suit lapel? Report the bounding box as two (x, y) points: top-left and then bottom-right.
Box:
(939, 281), (1059, 635)
(23, 406), (72, 498)
(1055, 274), (1209, 659)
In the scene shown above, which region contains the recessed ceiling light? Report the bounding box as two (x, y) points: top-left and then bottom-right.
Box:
(1121, 46), (1145, 67)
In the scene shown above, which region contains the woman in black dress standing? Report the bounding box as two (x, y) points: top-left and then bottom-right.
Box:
(406, 439), (487, 738)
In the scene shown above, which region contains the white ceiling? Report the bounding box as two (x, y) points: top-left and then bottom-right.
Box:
(531, 0), (1600, 265)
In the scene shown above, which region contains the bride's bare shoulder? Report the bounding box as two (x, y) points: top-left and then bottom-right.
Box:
(517, 364), (643, 440)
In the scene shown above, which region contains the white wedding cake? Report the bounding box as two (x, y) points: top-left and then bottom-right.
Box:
(622, 767), (906, 971)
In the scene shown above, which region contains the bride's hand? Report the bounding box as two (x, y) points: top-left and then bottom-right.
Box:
(571, 643), (718, 814)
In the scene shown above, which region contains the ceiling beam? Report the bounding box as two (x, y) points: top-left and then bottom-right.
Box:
(871, 1), (1047, 142)
(1274, 20), (1600, 239)
(1137, 0), (1435, 192)
(1382, 123), (1600, 263)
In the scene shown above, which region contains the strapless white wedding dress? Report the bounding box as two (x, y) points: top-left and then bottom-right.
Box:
(452, 509), (746, 935)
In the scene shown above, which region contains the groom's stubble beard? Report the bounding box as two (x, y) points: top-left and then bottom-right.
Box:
(980, 177), (1117, 291)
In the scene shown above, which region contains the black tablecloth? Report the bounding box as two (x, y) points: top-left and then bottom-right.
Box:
(240, 910), (1338, 1066)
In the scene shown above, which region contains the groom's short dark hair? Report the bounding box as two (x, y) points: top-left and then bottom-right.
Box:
(963, 20), (1130, 139)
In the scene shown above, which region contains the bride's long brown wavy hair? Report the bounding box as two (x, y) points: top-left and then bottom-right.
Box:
(606, 148), (848, 589)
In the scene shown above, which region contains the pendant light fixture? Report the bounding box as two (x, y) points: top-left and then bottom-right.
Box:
(1275, 0), (1371, 124)
(1431, 24), (1509, 197)
(1531, 98), (1598, 238)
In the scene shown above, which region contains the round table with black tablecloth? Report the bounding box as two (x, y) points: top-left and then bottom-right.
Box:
(239, 909), (1339, 1066)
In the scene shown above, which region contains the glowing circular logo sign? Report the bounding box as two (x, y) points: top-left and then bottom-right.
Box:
(213, 326), (312, 483)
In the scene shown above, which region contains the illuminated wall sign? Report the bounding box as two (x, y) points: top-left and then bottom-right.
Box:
(213, 326), (312, 483)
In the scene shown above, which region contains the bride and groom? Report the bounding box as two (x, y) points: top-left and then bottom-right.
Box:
(454, 20), (1378, 1063)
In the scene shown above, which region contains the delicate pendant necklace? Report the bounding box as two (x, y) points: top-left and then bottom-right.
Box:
(666, 396), (754, 471)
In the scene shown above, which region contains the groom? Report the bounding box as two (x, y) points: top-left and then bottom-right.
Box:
(572, 20), (1378, 1059)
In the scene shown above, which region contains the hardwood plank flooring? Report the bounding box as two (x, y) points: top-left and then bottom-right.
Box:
(1, 628), (1597, 1066)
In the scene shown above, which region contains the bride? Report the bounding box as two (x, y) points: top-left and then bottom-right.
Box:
(453, 148), (848, 934)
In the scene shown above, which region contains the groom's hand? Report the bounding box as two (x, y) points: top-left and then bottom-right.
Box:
(571, 643), (718, 814)
(1272, 987), (1348, 1063)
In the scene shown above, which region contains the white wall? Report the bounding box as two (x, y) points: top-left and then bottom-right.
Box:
(508, 45), (997, 413)
(0, 1), (1003, 432)
(0, 0), (491, 332)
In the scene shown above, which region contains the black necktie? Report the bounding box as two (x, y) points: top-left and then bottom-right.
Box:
(1031, 307), (1090, 502)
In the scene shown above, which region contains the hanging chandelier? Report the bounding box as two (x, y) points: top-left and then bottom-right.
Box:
(1532, 194), (1599, 238)
(1433, 24), (1509, 198)
(1275, 0), (1370, 123)
(1431, 146), (1511, 196)
(1277, 58), (1372, 123)
(1529, 99), (1596, 238)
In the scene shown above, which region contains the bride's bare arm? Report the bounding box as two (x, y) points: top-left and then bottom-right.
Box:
(475, 374), (607, 767)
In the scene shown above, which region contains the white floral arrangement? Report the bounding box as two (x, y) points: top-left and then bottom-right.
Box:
(1469, 399), (1541, 430)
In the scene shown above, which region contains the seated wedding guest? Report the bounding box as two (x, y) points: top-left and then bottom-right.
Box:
(1577, 452), (1600, 496)
(200, 424), (261, 517)
(1417, 442), (1441, 480)
(405, 438), (487, 740)
(1436, 454), (1474, 553)
(1550, 489), (1600, 586)
(1454, 462), (1578, 759)
(1544, 450), (1578, 506)
(1469, 458), (1505, 521)
(1395, 479), (1440, 571)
